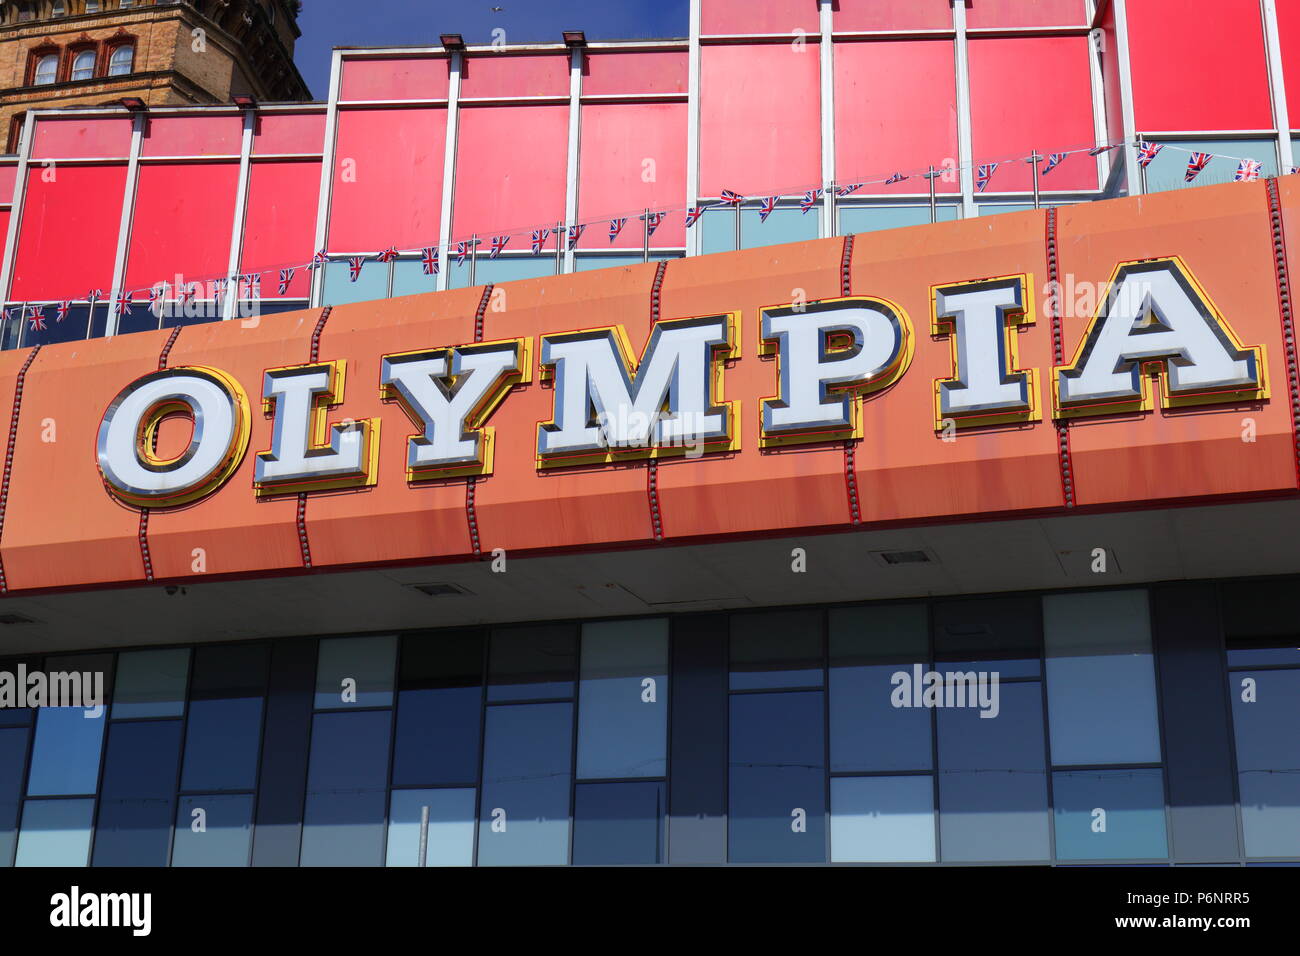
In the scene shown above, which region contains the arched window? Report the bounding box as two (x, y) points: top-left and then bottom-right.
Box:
(108, 44), (134, 76)
(71, 49), (97, 81)
(33, 54), (59, 86)
(85, 1), (101, 12)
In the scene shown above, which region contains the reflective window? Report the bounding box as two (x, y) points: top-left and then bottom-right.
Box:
(393, 630), (483, 787)
(314, 635), (396, 709)
(934, 596), (1040, 678)
(1141, 139), (1278, 193)
(487, 625), (576, 702)
(839, 204), (959, 235)
(172, 794), (253, 867)
(33, 54), (58, 86)
(577, 618), (667, 780)
(1052, 769), (1168, 860)
(108, 44), (134, 76)
(93, 720), (183, 866)
(701, 205), (819, 254)
(391, 259), (439, 297)
(730, 609), (822, 690)
(472, 256), (557, 285)
(478, 702), (572, 866)
(71, 49), (96, 82)
(300, 710), (392, 866)
(181, 645), (267, 792)
(386, 788), (476, 867)
(573, 781), (666, 865)
(0, 657), (37, 726)
(831, 775), (935, 863)
(14, 798), (94, 867)
(1223, 580), (1300, 667)
(1044, 590), (1161, 766)
(322, 259), (390, 305)
(1230, 669), (1300, 857)
(25, 654), (111, 797)
(111, 647), (188, 719)
(0, 728), (28, 866)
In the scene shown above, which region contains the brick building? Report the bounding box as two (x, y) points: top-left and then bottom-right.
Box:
(0, 0), (309, 152)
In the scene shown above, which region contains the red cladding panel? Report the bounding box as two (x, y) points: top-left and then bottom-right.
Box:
(701, 0), (818, 34)
(453, 105), (568, 237)
(241, 160), (320, 297)
(11, 165), (126, 299)
(966, 0), (1086, 28)
(835, 40), (959, 193)
(1126, 0), (1271, 132)
(0, 165), (15, 204)
(834, 0), (953, 32)
(582, 51), (688, 96)
(124, 163), (239, 291)
(700, 44), (820, 196)
(577, 103), (687, 249)
(253, 112), (326, 155)
(969, 36), (1098, 191)
(1277, 0), (1300, 127)
(30, 118), (132, 158)
(328, 108), (446, 252)
(141, 115), (244, 157)
(459, 54), (570, 98)
(340, 56), (450, 101)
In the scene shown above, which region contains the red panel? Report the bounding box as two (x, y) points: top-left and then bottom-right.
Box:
(700, 44), (821, 196)
(577, 103), (686, 249)
(0, 211), (9, 274)
(966, 0), (1086, 29)
(11, 165), (125, 299)
(459, 54), (570, 98)
(0, 164), (15, 204)
(1277, 0), (1300, 128)
(340, 56), (449, 101)
(1127, 0), (1271, 132)
(30, 117), (132, 159)
(253, 112), (326, 155)
(453, 105), (568, 238)
(582, 51), (688, 96)
(328, 108), (446, 252)
(835, 0), (953, 32)
(125, 163), (239, 291)
(142, 115), (243, 157)
(701, 0), (818, 34)
(241, 160), (320, 297)
(835, 40), (959, 194)
(969, 37), (1098, 191)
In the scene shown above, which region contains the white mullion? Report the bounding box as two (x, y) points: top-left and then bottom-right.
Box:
(309, 50), (344, 308)
(952, 0), (975, 217)
(1261, 0), (1295, 173)
(818, 0), (836, 239)
(1086, 8), (1111, 189)
(686, 0), (702, 257)
(0, 112), (36, 309)
(223, 109), (255, 322)
(1112, 0), (1141, 194)
(564, 47), (582, 274)
(106, 111), (145, 337)
(437, 50), (461, 293)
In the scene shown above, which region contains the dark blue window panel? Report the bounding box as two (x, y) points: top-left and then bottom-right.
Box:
(933, 596), (1041, 678)
(728, 690), (825, 863)
(92, 719), (183, 866)
(181, 643), (268, 793)
(478, 702), (573, 865)
(730, 610), (823, 691)
(300, 710), (392, 867)
(116, 306), (167, 335)
(172, 794), (254, 867)
(1230, 668), (1300, 857)
(162, 304), (224, 329)
(26, 708), (106, 796)
(1053, 769), (1169, 861)
(111, 647), (188, 719)
(393, 630), (483, 787)
(0, 658), (37, 726)
(21, 304), (92, 346)
(937, 681), (1049, 862)
(577, 619), (668, 780)
(573, 781), (666, 865)
(314, 635), (397, 710)
(0, 727), (29, 866)
(1223, 580), (1300, 667)
(487, 625), (577, 702)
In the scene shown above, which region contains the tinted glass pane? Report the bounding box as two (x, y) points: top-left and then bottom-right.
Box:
(0, 727), (27, 866)
(728, 690), (825, 863)
(730, 610), (823, 690)
(573, 781), (666, 865)
(189, 643), (268, 699)
(386, 788), (476, 867)
(474, 257), (557, 284)
(1223, 580), (1300, 667)
(301, 710), (392, 866)
(322, 259), (389, 305)
(110, 648), (188, 719)
(391, 259), (439, 297)
(487, 625), (577, 702)
(93, 720), (183, 866)
(26, 707), (106, 796)
(1053, 769), (1168, 860)
(1044, 590), (1161, 766)
(839, 204), (959, 235)
(933, 596), (1040, 678)
(829, 604), (931, 772)
(1231, 668), (1300, 857)
(937, 681), (1050, 862)
(14, 798), (94, 867)
(181, 698), (262, 792)
(172, 794), (253, 867)
(831, 775), (935, 863)
(577, 618), (668, 779)
(478, 702), (572, 866)
(393, 631), (483, 787)
(314, 635), (396, 709)
(701, 205), (819, 254)
(1142, 139), (1278, 193)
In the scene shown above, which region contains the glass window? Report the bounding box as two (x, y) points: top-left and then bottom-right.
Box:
(0, 657), (37, 726)
(300, 710), (392, 866)
(1142, 139), (1279, 193)
(1052, 769), (1169, 860)
(573, 781), (666, 865)
(392, 630), (483, 787)
(25, 654), (111, 797)
(1223, 580), (1300, 667)
(53, 1), (66, 16)
(978, 203), (1035, 216)
(385, 788), (475, 867)
(478, 702), (572, 866)
(322, 259), (390, 305)
(728, 691), (825, 863)
(829, 604), (931, 772)
(701, 205), (819, 254)
(108, 44), (134, 77)
(1044, 590), (1161, 766)
(577, 618), (668, 780)
(1230, 669), (1300, 857)
(937, 681), (1050, 862)
(14, 798), (94, 867)
(92, 720), (183, 866)
(86, 1), (101, 10)
(574, 254), (674, 272)
(0, 728), (28, 866)
(181, 645), (267, 792)
(730, 609), (823, 690)
(23, 303), (92, 346)
(839, 204), (960, 235)
(314, 635), (396, 709)
(831, 775), (936, 863)
(33, 54), (58, 86)
(71, 49), (96, 82)
(934, 596), (1041, 678)
(172, 794), (253, 867)
(487, 625), (576, 702)
(111, 647), (188, 719)
(391, 259), (439, 298)
(471, 256), (557, 286)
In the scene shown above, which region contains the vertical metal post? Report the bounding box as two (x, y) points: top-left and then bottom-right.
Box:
(418, 805), (429, 867)
(642, 207), (651, 264)
(927, 166), (938, 223)
(555, 221), (563, 275)
(734, 201), (742, 251)
(469, 233), (478, 287)
(1028, 151), (1043, 209)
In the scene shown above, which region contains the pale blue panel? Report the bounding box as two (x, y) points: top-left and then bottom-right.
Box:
(172, 794), (253, 867)
(1232, 669), (1300, 857)
(831, 775), (935, 863)
(701, 205), (819, 254)
(26, 707), (106, 796)
(322, 259), (390, 305)
(1053, 769), (1168, 860)
(474, 256), (557, 285)
(839, 204), (959, 235)
(977, 203), (1035, 216)
(1143, 139), (1279, 193)
(386, 788), (476, 867)
(391, 259), (440, 298)
(15, 798), (94, 867)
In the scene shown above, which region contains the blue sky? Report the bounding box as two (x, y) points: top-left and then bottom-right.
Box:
(295, 0), (689, 99)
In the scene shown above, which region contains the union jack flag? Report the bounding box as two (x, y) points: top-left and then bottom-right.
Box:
(114, 292), (133, 317)
(377, 247), (399, 264)
(455, 241), (472, 266)
(26, 306), (46, 332)
(420, 248), (439, 275)
(212, 278), (227, 302)
(530, 228), (550, 255)
(719, 189), (744, 206)
(148, 287), (164, 316)
(884, 172), (909, 185)
(241, 273), (262, 298)
(310, 249), (330, 269)
(799, 189), (822, 214)
(976, 163), (999, 192)
(489, 235), (509, 259)
(1184, 151), (1213, 183)
(348, 257), (365, 281)
(684, 205), (709, 227)
(279, 268), (296, 294)
(640, 211), (665, 237)
(87, 289), (103, 303)
(56, 300), (71, 323)
(1290, 166), (1300, 176)
(567, 224), (586, 250)
(836, 183), (863, 198)
(758, 196), (778, 223)
(178, 283), (197, 304)
(1235, 159), (1263, 182)
(1088, 144), (1120, 157)
(1136, 141), (1164, 168)
(1042, 152), (1067, 176)
(608, 218), (628, 242)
